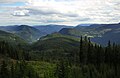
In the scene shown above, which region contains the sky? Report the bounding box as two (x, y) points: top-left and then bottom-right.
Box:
(0, 0), (120, 26)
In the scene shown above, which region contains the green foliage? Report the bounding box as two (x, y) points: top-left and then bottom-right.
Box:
(40, 32), (80, 41)
(0, 60), (40, 78)
(28, 61), (56, 78)
(31, 37), (79, 62)
(0, 41), (30, 60)
(1, 30), (120, 78)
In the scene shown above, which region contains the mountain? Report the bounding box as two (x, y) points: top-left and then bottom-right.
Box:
(59, 24), (103, 38)
(59, 28), (84, 37)
(40, 32), (79, 41)
(1, 23), (120, 45)
(34, 25), (74, 34)
(0, 25), (73, 42)
(59, 23), (120, 45)
(33, 37), (79, 50)
(0, 30), (27, 46)
(0, 25), (46, 42)
(91, 23), (120, 45)
(32, 33), (79, 60)
(13, 25), (46, 42)
(0, 26), (17, 32)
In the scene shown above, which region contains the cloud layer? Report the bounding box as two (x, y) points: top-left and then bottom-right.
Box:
(0, 0), (120, 26)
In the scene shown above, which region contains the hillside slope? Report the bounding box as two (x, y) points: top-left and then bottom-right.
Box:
(34, 25), (73, 34)
(59, 23), (120, 45)
(0, 25), (46, 42)
(0, 30), (26, 43)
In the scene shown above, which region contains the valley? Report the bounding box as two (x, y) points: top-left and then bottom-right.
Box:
(0, 23), (120, 78)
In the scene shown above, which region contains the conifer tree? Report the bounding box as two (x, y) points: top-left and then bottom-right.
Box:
(0, 61), (10, 78)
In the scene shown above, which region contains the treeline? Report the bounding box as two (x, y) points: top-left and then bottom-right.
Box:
(30, 36), (120, 78)
(0, 41), (39, 78)
(0, 60), (39, 78)
(1, 37), (120, 78)
(55, 61), (120, 78)
(0, 41), (30, 60)
(54, 36), (120, 78)
(79, 36), (120, 65)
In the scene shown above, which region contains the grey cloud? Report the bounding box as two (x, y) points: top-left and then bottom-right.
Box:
(26, 8), (79, 18)
(62, 13), (79, 17)
(12, 14), (29, 17)
(27, 8), (60, 15)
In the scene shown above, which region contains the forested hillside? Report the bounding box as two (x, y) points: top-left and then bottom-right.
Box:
(59, 23), (120, 45)
(0, 25), (46, 43)
(1, 34), (120, 78)
(0, 25), (73, 42)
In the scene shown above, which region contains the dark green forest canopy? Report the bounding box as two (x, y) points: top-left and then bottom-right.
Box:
(0, 36), (120, 78)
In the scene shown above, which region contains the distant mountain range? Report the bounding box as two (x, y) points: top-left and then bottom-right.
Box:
(34, 24), (74, 34)
(0, 23), (120, 45)
(0, 25), (73, 42)
(0, 25), (45, 42)
(59, 23), (120, 45)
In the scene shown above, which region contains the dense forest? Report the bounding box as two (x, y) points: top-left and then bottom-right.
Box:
(0, 36), (120, 78)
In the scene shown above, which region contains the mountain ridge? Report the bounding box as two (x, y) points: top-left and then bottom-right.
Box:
(0, 23), (120, 45)
(59, 23), (120, 45)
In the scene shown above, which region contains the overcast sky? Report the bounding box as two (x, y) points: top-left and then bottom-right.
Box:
(0, 0), (120, 26)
